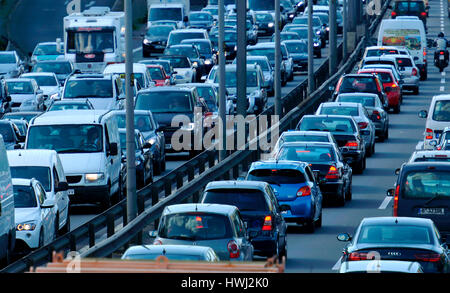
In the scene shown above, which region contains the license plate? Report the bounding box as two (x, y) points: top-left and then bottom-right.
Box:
(419, 208), (445, 215)
(67, 189), (75, 195)
(440, 55), (445, 60)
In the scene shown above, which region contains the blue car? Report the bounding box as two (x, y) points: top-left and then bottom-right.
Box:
(246, 160), (323, 232)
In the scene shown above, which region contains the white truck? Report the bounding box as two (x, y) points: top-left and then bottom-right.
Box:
(147, 0), (190, 29)
(63, 6), (125, 73)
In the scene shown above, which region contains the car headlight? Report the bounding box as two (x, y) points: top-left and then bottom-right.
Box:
(326, 27), (330, 31)
(147, 137), (157, 146)
(85, 173), (105, 182)
(17, 222), (37, 231)
(143, 39), (150, 45)
(135, 160), (141, 167)
(180, 122), (195, 131)
(193, 61), (198, 67)
(289, 14), (295, 18)
(314, 42), (320, 47)
(268, 22), (274, 28)
(316, 30), (321, 35)
(234, 45), (237, 51)
(205, 59), (212, 65)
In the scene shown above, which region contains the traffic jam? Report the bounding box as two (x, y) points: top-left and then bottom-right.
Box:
(0, 0), (450, 274)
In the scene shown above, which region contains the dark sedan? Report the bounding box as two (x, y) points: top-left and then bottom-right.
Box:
(142, 25), (175, 57)
(337, 217), (450, 273)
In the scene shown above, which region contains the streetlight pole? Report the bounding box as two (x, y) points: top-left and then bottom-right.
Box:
(218, 0), (227, 161)
(307, 0), (315, 95)
(236, 0), (247, 117)
(274, 0), (282, 116)
(329, 0), (337, 75)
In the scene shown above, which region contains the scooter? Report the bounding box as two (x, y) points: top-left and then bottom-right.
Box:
(435, 50), (449, 72)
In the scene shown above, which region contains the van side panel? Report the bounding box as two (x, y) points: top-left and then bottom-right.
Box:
(0, 136), (15, 260)
(105, 115), (121, 194)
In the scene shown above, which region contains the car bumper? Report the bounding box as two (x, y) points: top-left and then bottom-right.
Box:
(401, 76), (420, 88)
(319, 181), (345, 199)
(278, 197), (314, 221)
(341, 149), (364, 163)
(16, 228), (40, 249)
(68, 184), (110, 204)
(251, 236), (278, 257)
(293, 61), (308, 72)
(142, 43), (166, 54)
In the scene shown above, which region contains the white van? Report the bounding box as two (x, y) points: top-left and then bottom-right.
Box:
(7, 149), (71, 234)
(377, 18), (427, 80)
(103, 63), (154, 89)
(418, 95), (450, 150)
(25, 110), (122, 210)
(0, 135), (15, 263)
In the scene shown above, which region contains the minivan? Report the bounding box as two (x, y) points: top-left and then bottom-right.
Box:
(25, 110), (121, 209)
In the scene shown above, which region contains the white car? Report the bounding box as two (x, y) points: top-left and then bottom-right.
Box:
(389, 54), (420, 94)
(103, 63), (154, 89)
(20, 72), (61, 110)
(8, 149), (71, 235)
(5, 78), (44, 111)
(12, 178), (57, 250)
(408, 150), (450, 163)
(160, 55), (196, 84)
(418, 95), (450, 150)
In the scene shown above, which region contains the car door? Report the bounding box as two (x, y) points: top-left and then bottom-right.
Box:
(34, 182), (53, 244)
(305, 166), (322, 219)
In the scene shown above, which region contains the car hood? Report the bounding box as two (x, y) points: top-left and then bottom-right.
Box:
(227, 86), (259, 95)
(290, 53), (308, 60)
(35, 55), (61, 61)
(0, 64), (17, 74)
(145, 35), (168, 42)
(15, 207), (40, 224)
(59, 152), (105, 174)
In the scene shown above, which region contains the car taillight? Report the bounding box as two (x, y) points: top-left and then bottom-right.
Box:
(297, 186), (311, 197)
(345, 141), (359, 149)
(415, 253), (441, 262)
(348, 252), (368, 261)
(391, 11), (397, 17)
(425, 128), (433, 140)
(420, 12), (427, 17)
(440, 51), (445, 55)
(373, 110), (381, 120)
(412, 68), (418, 76)
(393, 185), (399, 217)
(204, 112), (213, 117)
(227, 240), (240, 258)
(153, 239), (163, 245)
(262, 215), (273, 231)
(358, 122), (368, 129)
(325, 165), (339, 179)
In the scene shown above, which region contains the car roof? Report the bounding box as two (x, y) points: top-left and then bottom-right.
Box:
(5, 78), (34, 83)
(342, 73), (377, 78)
(359, 68), (393, 74)
(138, 86), (194, 94)
(280, 141), (336, 148)
(401, 161), (450, 171)
(361, 217), (433, 226)
(7, 149), (58, 167)
(282, 40), (307, 44)
(248, 42), (277, 49)
(205, 180), (269, 191)
(171, 28), (207, 33)
(410, 150), (450, 158)
(364, 56), (397, 61)
(302, 114), (356, 121)
(163, 203), (238, 216)
(282, 130), (332, 137)
(30, 109), (110, 126)
(249, 160), (309, 170)
(21, 72), (57, 77)
(11, 178), (33, 186)
(431, 94), (450, 101)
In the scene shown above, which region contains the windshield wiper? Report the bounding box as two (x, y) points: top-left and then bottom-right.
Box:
(425, 193), (446, 206)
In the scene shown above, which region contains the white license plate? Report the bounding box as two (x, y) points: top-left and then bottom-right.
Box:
(419, 208), (444, 215)
(67, 189), (75, 195)
(440, 55), (445, 60)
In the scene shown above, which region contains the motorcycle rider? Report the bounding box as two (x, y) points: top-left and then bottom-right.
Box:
(434, 32), (449, 65)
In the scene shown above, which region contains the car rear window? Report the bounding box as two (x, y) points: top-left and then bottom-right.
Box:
(298, 117), (356, 133)
(202, 189), (269, 212)
(366, 49), (399, 57)
(432, 100), (450, 122)
(337, 95), (376, 107)
(338, 76), (379, 94)
(158, 212), (232, 240)
(320, 106), (359, 116)
(247, 169), (307, 184)
(375, 72), (393, 83)
(400, 170), (450, 199)
(396, 58), (413, 67)
(284, 135), (330, 143)
(276, 145), (336, 163)
(358, 225), (433, 245)
(413, 157), (450, 162)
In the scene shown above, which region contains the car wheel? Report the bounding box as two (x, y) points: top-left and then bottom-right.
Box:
(54, 216), (59, 240)
(336, 187), (346, 207)
(394, 104), (400, 114)
(315, 209), (322, 228)
(354, 158), (364, 174)
(61, 214), (71, 235)
(100, 186), (111, 211)
(371, 142), (375, 156)
(385, 127), (389, 140)
(345, 180), (352, 201)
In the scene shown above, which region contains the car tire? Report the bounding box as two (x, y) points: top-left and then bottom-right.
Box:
(355, 158), (365, 174)
(337, 188), (346, 207)
(394, 104), (400, 114)
(385, 127), (389, 140)
(345, 180), (352, 201)
(100, 186), (111, 211)
(54, 216), (59, 240)
(315, 209), (322, 228)
(413, 87), (419, 95)
(60, 214), (71, 235)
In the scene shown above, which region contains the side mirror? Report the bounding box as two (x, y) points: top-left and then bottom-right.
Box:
(109, 142), (118, 156)
(156, 126), (164, 132)
(37, 89), (44, 95)
(337, 233), (351, 242)
(395, 168), (400, 175)
(148, 231), (158, 237)
(56, 181), (69, 192)
(121, 155), (127, 163)
(237, 176), (246, 181)
(418, 110), (428, 118)
(429, 140), (438, 147)
(17, 135), (26, 143)
(14, 144), (22, 149)
(143, 142), (152, 149)
(414, 56), (419, 61)
(386, 188), (395, 197)
(388, 5), (393, 9)
(41, 199), (55, 209)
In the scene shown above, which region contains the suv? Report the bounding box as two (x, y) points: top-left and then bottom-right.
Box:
(61, 73), (125, 110)
(201, 180), (287, 259)
(391, 1), (428, 28)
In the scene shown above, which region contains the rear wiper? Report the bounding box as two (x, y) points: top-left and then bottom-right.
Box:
(425, 193), (445, 206)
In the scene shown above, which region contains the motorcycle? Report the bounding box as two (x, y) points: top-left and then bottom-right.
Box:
(435, 50), (449, 72)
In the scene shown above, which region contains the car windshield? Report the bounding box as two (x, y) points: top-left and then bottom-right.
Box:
(400, 171), (450, 199)
(432, 100), (450, 122)
(116, 113), (154, 132)
(278, 33), (300, 41)
(224, 32), (237, 42)
(6, 81), (34, 94)
(316, 14), (329, 24)
(289, 28), (308, 39)
(0, 53), (15, 63)
(337, 96), (376, 107)
(276, 145), (336, 162)
(64, 80), (113, 98)
(10, 167), (51, 192)
(123, 253), (205, 261)
(13, 185), (37, 208)
(165, 46), (198, 59)
(33, 62), (72, 74)
(396, 57), (413, 67)
(366, 49), (399, 57)
(299, 117), (356, 133)
(284, 42), (307, 54)
(339, 77), (379, 94)
(119, 132), (139, 151)
(320, 106), (359, 116)
(27, 124), (103, 153)
(249, 0), (275, 11)
(3, 113), (38, 123)
(247, 169), (307, 184)
(255, 13), (273, 22)
(149, 8), (182, 21)
(147, 67), (165, 80)
(26, 75), (58, 87)
(158, 212), (232, 240)
(214, 70), (258, 87)
(11, 122), (27, 136)
(136, 91), (193, 113)
(146, 26), (173, 38)
(247, 59), (269, 71)
(293, 17), (321, 27)
(66, 30), (114, 53)
(190, 13), (211, 21)
(33, 44), (62, 56)
(48, 103), (91, 111)
(358, 225), (433, 245)
(0, 123), (14, 143)
(160, 57), (190, 68)
(182, 41), (211, 54)
(196, 87), (217, 111)
(202, 189), (269, 212)
(248, 48), (275, 61)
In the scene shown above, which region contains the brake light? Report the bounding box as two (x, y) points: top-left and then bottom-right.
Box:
(393, 185), (399, 217)
(262, 215), (273, 231)
(415, 253), (441, 262)
(345, 141), (359, 149)
(437, 146), (442, 150)
(227, 240), (240, 258)
(204, 112), (213, 117)
(297, 186), (311, 197)
(325, 165), (339, 179)
(420, 12), (427, 17)
(440, 51), (445, 55)
(373, 110), (381, 120)
(391, 11), (397, 17)
(425, 128), (433, 140)
(423, 48), (427, 56)
(412, 68), (418, 76)
(348, 252), (368, 261)
(358, 122), (369, 129)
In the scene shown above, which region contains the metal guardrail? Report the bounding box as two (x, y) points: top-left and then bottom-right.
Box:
(2, 0), (390, 272)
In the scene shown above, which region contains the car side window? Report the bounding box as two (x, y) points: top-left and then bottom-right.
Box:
(305, 167), (315, 183)
(266, 185), (280, 213)
(35, 183), (46, 205)
(232, 212), (245, 238)
(104, 125), (110, 153)
(53, 167), (60, 191)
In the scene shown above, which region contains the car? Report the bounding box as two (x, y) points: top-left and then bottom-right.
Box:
(113, 110), (165, 174)
(390, 54), (420, 94)
(361, 56), (401, 74)
(32, 60), (74, 86)
(296, 115), (367, 174)
(275, 142), (352, 206)
(408, 150), (450, 163)
(202, 5), (219, 21)
(103, 63), (153, 89)
(246, 161), (323, 231)
(2, 111), (41, 123)
(61, 73), (125, 110)
(360, 63), (404, 86)
(271, 130), (338, 157)
(0, 120), (25, 150)
(46, 99), (94, 111)
(255, 12), (275, 37)
(361, 46), (402, 62)
(30, 42), (64, 65)
(281, 25), (322, 58)
(139, 59), (175, 85)
(337, 217), (450, 273)
(391, 0), (428, 28)
(292, 16), (326, 47)
(0, 51), (24, 79)
(271, 32), (302, 42)
(433, 126), (450, 150)
(7, 149), (70, 235)
(209, 30), (238, 61)
(166, 29), (209, 47)
(314, 12), (332, 38)
(163, 45), (205, 80)
(151, 203), (254, 261)
(5, 78), (45, 111)
(159, 55), (196, 84)
(141, 64), (169, 87)
(142, 25), (175, 57)
(12, 178), (57, 251)
(357, 69), (403, 114)
(134, 86), (204, 157)
(282, 40), (308, 72)
(418, 95), (450, 150)
(188, 11), (215, 30)
(119, 128), (153, 188)
(122, 244), (220, 261)
(4, 118), (28, 138)
(201, 180), (287, 259)
(233, 56), (274, 96)
(180, 39), (217, 74)
(315, 102), (376, 157)
(335, 93), (390, 141)
(20, 72), (62, 110)
(339, 260), (424, 273)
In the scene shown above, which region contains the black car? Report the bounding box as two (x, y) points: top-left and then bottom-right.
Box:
(201, 180), (288, 260)
(32, 60), (74, 85)
(391, 1), (428, 28)
(255, 12), (275, 37)
(275, 142), (352, 206)
(282, 26), (322, 58)
(282, 40), (308, 72)
(337, 217), (450, 273)
(387, 162), (450, 237)
(119, 128), (153, 189)
(180, 39), (216, 74)
(296, 115), (367, 174)
(164, 44), (205, 80)
(113, 110), (166, 175)
(0, 120), (24, 149)
(142, 25), (175, 57)
(134, 87), (206, 158)
(210, 30), (237, 61)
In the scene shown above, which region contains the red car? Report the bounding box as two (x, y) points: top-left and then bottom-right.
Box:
(144, 64), (170, 86)
(358, 69), (402, 113)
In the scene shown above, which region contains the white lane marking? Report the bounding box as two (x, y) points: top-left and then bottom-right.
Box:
(378, 196), (393, 210)
(441, 86), (445, 91)
(332, 257), (342, 270)
(442, 78), (446, 83)
(442, 71), (446, 76)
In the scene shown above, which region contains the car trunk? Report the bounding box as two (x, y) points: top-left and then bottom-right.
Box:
(331, 133), (357, 148)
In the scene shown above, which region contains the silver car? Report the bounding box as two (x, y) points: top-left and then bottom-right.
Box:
(0, 51), (24, 79)
(122, 244), (220, 262)
(151, 203), (254, 261)
(233, 56), (274, 97)
(20, 72), (62, 110)
(316, 102), (376, 156)
(391, 54), (420, 95)
(5, 78), (44, 111)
